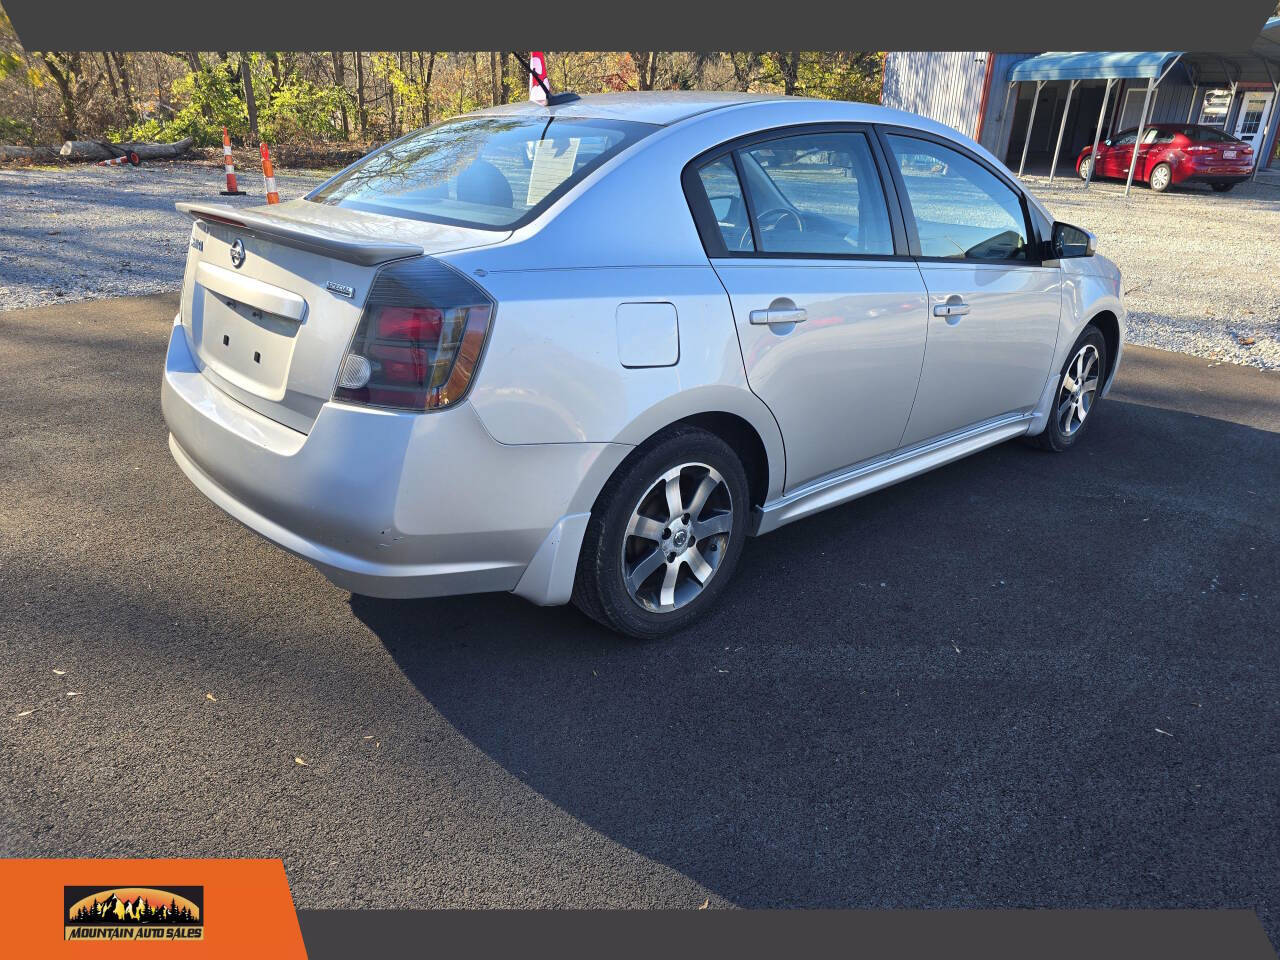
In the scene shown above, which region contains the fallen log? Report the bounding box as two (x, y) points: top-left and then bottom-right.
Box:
(0, 144), (62, 162)
(58, 137), (194, 162)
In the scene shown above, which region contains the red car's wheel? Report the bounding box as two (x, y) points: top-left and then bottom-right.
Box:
(1078, 155), (1093, 181)
(1149, 162), (1173, 192)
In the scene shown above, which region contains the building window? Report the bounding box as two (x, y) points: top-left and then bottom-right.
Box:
(1199, 89), (1232, 127)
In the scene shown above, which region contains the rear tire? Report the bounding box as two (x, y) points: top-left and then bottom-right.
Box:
(573, 426), (750, 640)
(1149, 162), (1173, 192)
(1211, 182), (1235, 193)
(1029, 326), (1108, 453)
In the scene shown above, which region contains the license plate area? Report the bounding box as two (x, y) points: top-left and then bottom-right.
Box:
(197, 290), (299, 400)
(1223, 150), (1237, 159)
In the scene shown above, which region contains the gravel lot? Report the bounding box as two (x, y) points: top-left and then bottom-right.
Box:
(0, 162), (324, 309)
(1024, 172), (1280, 370)
(1, 160), (1277, 368)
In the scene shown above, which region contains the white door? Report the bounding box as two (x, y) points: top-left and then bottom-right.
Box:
(1233, 92), (1274, 160)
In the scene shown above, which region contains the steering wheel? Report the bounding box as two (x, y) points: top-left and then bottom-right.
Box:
(738, 207), (803, 249)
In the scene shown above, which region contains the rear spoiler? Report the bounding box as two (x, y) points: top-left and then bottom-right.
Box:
(175, 202), (424, 267)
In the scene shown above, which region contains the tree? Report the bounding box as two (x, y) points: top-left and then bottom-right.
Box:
(727, 52), (762, 92)
(240, 52), (258, 141)
(35, 51), (96, 139)
(628, 51), (661, 90)
(768, 51), (802, 96)
(331, 52), (349, 138)
(354, 52), (367, 138)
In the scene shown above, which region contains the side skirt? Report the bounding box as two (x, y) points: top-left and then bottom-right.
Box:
(752, 413), (1034, 535)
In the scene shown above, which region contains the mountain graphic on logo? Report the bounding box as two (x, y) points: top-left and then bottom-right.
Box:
(66, 887), (201, 926)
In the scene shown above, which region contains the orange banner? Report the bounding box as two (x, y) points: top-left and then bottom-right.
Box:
(0, 859), (305, 957)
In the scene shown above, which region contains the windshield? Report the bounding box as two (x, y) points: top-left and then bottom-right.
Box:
(307, 114), (655, 229)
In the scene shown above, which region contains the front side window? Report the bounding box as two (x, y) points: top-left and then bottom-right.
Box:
(737, 132), (894, 256)
(1111, 130), (1139, 146)
(308, 115), (654, 229)
(885, 134), (1031, 261)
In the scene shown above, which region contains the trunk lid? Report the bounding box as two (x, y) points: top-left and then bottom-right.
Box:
(175, 199), (508, 433)
(1187, 139), (1252, 167)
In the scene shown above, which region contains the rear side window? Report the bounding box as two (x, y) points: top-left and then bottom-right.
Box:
(308, 115), (654, 229)
(737, 132), (894, 256)
(885, 134), (1031, 261)
(696, 156), (754, 252)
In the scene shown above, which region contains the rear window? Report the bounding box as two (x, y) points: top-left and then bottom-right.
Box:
(1188, 127), (1242, 143)
(1149, 126), (1243, 143)
(307, 114), (655, 229)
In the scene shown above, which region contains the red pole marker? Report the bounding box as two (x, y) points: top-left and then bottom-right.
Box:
(260, 141), (279, 204)
(528, 51), (548, 105)
(220, 127), (246, 195)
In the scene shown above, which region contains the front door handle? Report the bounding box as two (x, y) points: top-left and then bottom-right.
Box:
(749, 302), (808, 326)
(932, 295), (970, 319)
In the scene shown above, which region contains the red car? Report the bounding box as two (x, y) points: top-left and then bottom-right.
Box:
(1076, 124), (1254, 192)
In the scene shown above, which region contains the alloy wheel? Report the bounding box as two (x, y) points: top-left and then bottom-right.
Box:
(621, 462), (734, 612)
(1150, 165), (1171, 191)
(1057, 343), (1101, 437)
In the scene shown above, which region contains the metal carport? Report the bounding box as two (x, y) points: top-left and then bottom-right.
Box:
(1008, 51), (1184, 195)
(1006, 22), (1280, 196)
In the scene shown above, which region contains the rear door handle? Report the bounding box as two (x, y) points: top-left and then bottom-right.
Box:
(932, 296), (970, 319)
(749, 306), (808, 325)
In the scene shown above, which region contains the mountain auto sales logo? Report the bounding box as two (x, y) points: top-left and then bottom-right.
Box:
(63, 885), (204, 941)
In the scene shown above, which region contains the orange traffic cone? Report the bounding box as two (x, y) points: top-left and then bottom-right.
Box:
(259, 142), (279, 204)
(220, 127), (245, 195)
(98, 151), (140, 167)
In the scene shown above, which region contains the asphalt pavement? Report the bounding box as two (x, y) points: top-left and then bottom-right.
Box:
(1, 296), (1276, 940)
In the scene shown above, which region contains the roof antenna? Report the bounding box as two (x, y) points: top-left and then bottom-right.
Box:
(510, 51), (580, 106)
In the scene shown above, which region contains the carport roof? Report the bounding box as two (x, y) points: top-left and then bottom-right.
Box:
(1010, 21), (1280, 85)
(1010, 51), (1183, 82)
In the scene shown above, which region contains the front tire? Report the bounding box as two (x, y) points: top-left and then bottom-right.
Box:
(573, 426), (750, 639)
(1030, 327), (1108, 452)
(1149, 162), (1173, 192)
(1078, 156), (1093, 181)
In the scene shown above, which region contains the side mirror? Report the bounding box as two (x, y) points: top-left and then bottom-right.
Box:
(1051, 221), (1096, 259)
(1103, 138), (1112, 147)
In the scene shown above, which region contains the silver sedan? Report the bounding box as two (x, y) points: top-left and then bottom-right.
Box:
(163, 92), (1125, 638)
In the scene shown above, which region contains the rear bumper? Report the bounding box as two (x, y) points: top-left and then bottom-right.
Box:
(1172, 156), (1253, 184)
(1178, 171), (1252, 184)
(162, 317), (621, 602)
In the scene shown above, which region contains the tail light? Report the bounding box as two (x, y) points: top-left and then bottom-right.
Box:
(334, 257), (494, 412)
(1186, 145), (1215, 153)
